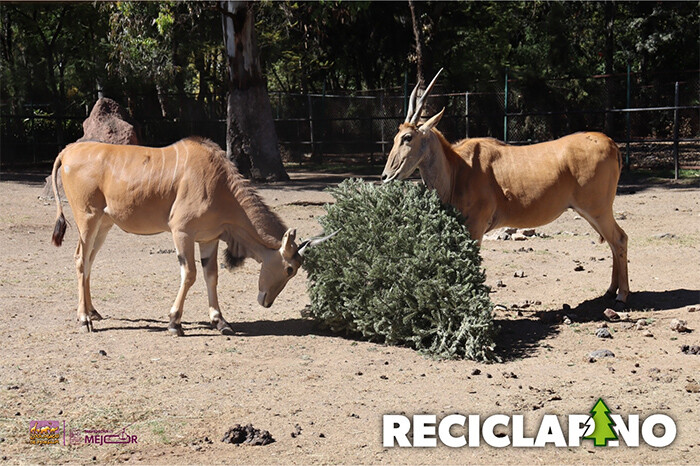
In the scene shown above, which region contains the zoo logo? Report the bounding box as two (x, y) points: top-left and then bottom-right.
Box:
(70, 423), (138, 446)
(29, 421), (137, 446)
(29, 420), (64, 445)
(383, 398), (677, 448)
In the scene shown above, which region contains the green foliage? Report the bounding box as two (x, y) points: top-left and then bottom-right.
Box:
(303, 179), (497, 361)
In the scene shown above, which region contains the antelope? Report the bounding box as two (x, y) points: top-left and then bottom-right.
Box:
(50, 137), (334, 335)
(382, 70), (629, 306)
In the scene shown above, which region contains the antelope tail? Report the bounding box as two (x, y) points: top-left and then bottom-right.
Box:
(51, 153), (67, 247)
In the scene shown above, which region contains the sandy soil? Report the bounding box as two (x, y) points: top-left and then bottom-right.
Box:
(0, 171), (698, 464)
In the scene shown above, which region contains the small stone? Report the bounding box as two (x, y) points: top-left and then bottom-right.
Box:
(486, 373), (493, 379)
(98, 350), (107, 356)
(563, 316), (572, 325)
(669, 319), (689, 333)
(319, 433), (326, 438)
(563, 304), (571, 311)
(589, 349), (615, 359)
(514, 270), (526, 278)
(597, 322), (608, 328)
(496, 280), (506, 288)
(681, 345), (700, 355)
(512, 233), (528, 241)
(603, 308), (620, 322)
(58, 375), (67, 383)
(642, 330), (654, 338)
(687, 306), (697, 313)
(574, 265), (584, 272)
(596, 328), (612, 339)
(471, 368), (481, 376)
(178, 372), (188, 379)
(521, 228), (536, 237)
(653, 232), (676, 239)
(685, 382), (700, 393)
(504, 228), (517, 234)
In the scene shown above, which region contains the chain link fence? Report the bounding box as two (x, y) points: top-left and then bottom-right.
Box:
(2, 71), (698, 172)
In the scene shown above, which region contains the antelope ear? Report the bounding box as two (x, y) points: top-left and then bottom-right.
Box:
(281, 228), (297, 259)
(418, 107), (445, 133)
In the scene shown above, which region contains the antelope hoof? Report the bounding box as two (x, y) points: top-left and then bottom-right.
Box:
(89, 310), (104, 321)
(604, 289), (617, 299)
(613, 300), (627, 312)
(215, 319), (234, 336)
(168, 323), (184, 337)
(80, 319), (93, 333)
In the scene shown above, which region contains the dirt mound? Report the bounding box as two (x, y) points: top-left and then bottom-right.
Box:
(40, 98), (141, 200)
(221, 424), (275, 446)
(77, 97), (141, 146)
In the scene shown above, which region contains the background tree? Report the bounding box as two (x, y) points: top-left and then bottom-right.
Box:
(1, 1), (697, 166)
(220, 0), (287, 181)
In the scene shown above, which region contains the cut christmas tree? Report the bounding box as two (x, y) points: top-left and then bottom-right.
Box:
(302, 179), (497, 361)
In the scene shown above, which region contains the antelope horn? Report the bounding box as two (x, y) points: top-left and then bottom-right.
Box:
(410, 67), (444, 125)
(298, 229), (341, 257)
(404, 81), (420, 123)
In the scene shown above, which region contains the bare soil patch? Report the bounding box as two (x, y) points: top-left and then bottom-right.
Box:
(0, 172), (698, 464)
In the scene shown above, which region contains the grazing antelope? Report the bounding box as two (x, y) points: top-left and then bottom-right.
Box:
(50, 137), (333, 335)
(382, 70), (629, 305)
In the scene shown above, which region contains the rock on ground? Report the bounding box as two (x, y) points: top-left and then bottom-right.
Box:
(40, 98), (141, 200)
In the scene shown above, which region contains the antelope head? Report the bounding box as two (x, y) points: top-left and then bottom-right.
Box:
(257, 228), (338, 307)
(382, 68), (445, 183)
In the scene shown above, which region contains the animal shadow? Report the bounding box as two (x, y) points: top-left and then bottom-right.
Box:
(496, 288), (699, 361)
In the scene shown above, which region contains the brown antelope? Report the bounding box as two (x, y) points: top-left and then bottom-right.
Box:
(382, 70), (629, 305)
(50, 137), (333, 335)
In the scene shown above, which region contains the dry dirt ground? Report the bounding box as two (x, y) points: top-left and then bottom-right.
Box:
(0, 170), (699, 464)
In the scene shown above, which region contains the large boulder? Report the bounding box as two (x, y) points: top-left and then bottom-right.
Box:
(77, 97), (141, 145)
(41, 98), (141, 200)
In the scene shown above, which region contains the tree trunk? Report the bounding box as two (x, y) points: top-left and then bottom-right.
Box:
(408, 0), (437, 119)
(408, 0), (425, 85)
(220, 0), (288, 181)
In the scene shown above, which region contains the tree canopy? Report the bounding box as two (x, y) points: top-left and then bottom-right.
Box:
(1, 1), (697, 123)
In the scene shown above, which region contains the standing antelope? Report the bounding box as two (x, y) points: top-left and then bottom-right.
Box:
(381, 70), (629, 306)
(50, 137), (334, 335)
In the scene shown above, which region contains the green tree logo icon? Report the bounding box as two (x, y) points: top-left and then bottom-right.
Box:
(585, 398), (619, 446)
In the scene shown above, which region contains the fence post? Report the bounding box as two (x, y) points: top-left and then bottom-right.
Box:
(465, 92), (469, 139)
(403, 71), (409, 118)
(625, 63), (631, 170)
(673, 81), (680, 180)
(307, 94), (315, 157)
(503, 67), (509, 143)
(320, 80), (326, 159)
(29, 94), (36, 165)
(380, 93), (386, 159)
